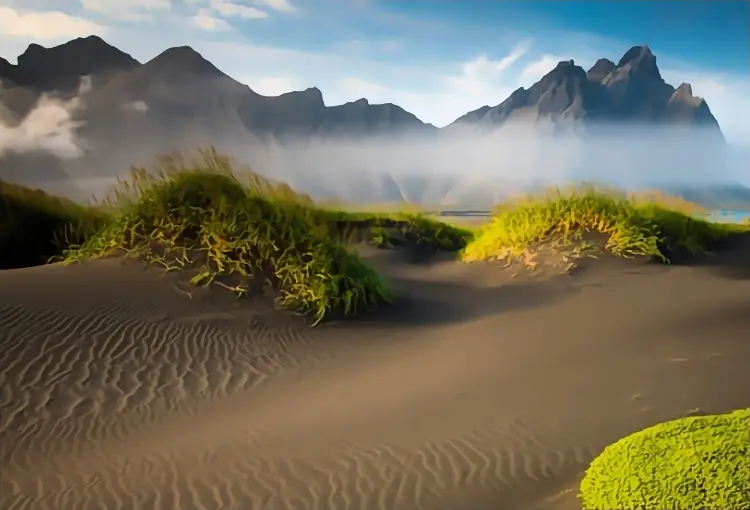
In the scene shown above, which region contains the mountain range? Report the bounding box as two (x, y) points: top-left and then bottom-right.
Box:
(0, 35), (746, 207)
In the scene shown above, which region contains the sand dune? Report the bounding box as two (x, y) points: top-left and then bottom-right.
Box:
(1, 248), (749, 510)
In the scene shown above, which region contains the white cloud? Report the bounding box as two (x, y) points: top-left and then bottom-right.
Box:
(661, 70), (750, 145)
(193, 9), (232, 30)
(445, 40), (530, 96)
(80, 0), (171, 21)
(0, 76), (91, 158)
(207, 0), (268, 19)
(123, 100), (149, 112)
(252, 0), (295, 13)
(0, 7), (105, 39)
(517, 54), (562, 87)
(250, 76), (297, 96)
(0, 3), (746, 146)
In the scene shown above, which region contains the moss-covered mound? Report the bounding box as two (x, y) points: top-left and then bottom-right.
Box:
(0, 180), (108, 269)
(461, 189), (746, 264)
(579, 408), (750, 510)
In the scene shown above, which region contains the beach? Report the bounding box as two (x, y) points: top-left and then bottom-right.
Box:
(1, 243), (749, 510)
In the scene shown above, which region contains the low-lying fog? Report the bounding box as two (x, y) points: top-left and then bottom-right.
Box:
(1, 81), (748, 208)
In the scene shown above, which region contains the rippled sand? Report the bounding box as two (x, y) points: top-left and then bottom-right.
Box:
(1, 249), (749, 510)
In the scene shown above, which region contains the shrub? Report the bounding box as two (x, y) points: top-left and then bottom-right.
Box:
(578, 408), (750, 510)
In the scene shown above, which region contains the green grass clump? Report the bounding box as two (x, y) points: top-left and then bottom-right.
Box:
(0, 180), (109, 269)
(62, 151), (393, 324)
(578, 408), (750, 510)
(319, 209), (475, 252)
(461, 187), (746, 264)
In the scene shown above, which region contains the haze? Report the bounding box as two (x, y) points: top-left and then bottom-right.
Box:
(1, 78), (747, 206)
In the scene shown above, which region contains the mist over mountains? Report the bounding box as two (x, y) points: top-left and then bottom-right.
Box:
(0, 35), (747, 208)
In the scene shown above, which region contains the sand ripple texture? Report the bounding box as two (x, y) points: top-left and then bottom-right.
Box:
(1, 260), (750, 510)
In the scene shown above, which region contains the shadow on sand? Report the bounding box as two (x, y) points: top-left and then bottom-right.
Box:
(669, 231), (750, 280)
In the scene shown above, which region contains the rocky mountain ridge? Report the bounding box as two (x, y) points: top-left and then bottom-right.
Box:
(1, 36), (741, 207)
(450, 45), (723, 139)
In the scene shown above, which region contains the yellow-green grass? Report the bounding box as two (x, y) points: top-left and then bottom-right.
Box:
(60, 156), (393, 324)
(579, 408), (750, 510)
(462, 187), (747, 265)
(2, 150), (474, 323)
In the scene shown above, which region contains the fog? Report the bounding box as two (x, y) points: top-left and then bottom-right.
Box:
(265, 125), (746, 202)
(0, 76), (747, 207)
(0, 76), (91, 159)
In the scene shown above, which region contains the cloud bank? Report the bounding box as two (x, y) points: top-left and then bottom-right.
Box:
(0, 76), (90, 159)
(251, 125), (748, 204)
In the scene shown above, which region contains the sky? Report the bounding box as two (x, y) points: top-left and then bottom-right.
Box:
(0, 0), (749, 144)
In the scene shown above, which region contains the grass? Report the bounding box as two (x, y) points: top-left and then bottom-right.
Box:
(1, 149), (472, 324)
(578, 408), (750, 510)
(0, 180), (109, 269)
(3, 152), (747, 320)
(316, 208), (474, 253)
(461, 186), (747, 268)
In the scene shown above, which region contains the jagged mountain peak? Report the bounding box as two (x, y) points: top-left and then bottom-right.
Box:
(452, 44), (720, 138)
(9, 35), (139, 93)
(587, 58), (616, 82)
(617, 44), (655, 67)
(144, 46), (225, 77)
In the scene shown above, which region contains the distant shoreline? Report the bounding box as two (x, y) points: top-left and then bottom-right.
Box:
(430, 209), (750, 223)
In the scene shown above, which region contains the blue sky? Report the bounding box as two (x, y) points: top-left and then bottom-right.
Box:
(1, 0), (749, 142)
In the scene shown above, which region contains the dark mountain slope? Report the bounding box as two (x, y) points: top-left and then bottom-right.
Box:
(450, 45), (724, 141)
(0, 35), (139, 95)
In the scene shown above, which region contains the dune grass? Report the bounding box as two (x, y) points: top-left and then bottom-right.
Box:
(0, 179), (109, 269)
(59, 154), (395, 324)
(0, 149), (474, 323)
(3, 151), (746, 319)
(461, 187), (747, 267)
(317, 209), (474, 253)
(578, 408), (750, 510)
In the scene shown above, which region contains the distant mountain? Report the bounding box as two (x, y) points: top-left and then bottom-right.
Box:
(0, 36), (433, 188)
(1, 35), (139, 95)
(1, 37), (432, 139)
(0, 37), (742, 207)
(450, 45), (724, 140)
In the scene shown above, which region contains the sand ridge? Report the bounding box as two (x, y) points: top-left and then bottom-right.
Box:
(1, 251), (749, 510)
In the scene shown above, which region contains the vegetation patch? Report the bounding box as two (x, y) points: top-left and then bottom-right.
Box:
(578, 408), (750, 510)
(53, 154), (396, 324)
(0, 180), (109, 269)
(461, 187), (746, 269)
(318, 209), (474, 253)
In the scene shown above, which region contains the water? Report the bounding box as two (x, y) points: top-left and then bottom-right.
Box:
(705, 210), (750, 224)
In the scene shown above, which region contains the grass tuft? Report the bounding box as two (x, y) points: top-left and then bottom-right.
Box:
(461, 186), (745, 268)
(578, 408), (750, 510)
(60, 149), (395, 324)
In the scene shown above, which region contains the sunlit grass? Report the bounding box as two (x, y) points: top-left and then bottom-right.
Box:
(58, 149), (398, 324)
(4, 151), (746, 317)
(2, 149), (477, 323)
(461, 185), (746, 267)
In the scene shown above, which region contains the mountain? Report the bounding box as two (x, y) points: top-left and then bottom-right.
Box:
(0, 37), (433, 189)
(1, 37), (742, 207)
(1, 35), (139, 95)
(450, 45), (724, 140)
